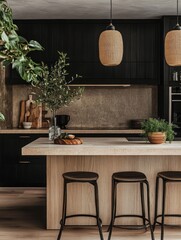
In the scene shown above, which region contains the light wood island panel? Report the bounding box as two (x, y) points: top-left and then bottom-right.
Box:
(22, 138), (181, 229)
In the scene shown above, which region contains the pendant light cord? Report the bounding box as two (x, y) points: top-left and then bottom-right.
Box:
(177, 0), (179, 25)
(110, 0), (112, 24)
(107, 0), (115, 30)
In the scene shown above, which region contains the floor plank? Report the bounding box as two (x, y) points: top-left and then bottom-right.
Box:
(0, 188), (180, 239)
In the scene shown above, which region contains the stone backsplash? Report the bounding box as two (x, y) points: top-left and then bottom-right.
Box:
(12, 85), (157, 129)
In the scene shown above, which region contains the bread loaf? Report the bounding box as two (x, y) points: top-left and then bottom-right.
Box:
(54, 137), (83, 145)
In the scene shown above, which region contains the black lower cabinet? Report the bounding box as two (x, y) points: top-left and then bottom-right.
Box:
(0, 134), (46, 187)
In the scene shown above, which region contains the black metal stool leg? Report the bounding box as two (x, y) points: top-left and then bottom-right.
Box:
(145, 180), (155, 240)
(108, 179), (117, 240)
(57, 180), (67, 240)
(107, 182), (117, 233)
(94, 181), (104, 240)
(140, 182), (146, 228)
(161, 180), (166, 240)
(153, 176), (159, 231)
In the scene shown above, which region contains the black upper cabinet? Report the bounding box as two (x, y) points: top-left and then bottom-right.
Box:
(9, 20), (160, 85)
(130, 22), (160, 84)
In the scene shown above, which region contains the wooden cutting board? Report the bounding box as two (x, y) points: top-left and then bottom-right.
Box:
(27, 102), (42, 128)
(19, 100), (26, 128)
(19, 98), (42, 129)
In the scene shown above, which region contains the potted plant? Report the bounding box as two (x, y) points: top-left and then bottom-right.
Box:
(141, 118), (177, 144)
(33, 51), (84, 140)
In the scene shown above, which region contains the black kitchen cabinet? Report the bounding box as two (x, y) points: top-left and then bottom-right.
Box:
(0, 134), (46, 187)
(130, 22), (160, 84)
(8, 19), (161, 85)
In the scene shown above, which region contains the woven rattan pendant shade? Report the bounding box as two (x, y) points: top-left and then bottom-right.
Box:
(165, 29), (181, 66)
(98, 0), (123, 66)
(99, 29), (123, 66)
(164, 0), (181, 66)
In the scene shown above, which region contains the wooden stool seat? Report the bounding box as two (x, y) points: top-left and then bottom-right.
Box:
(113, 171), (147, 182)
(158, 171), (181, 181)
(63, 171), (98, 182)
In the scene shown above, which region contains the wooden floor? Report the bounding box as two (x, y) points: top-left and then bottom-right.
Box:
(0, 188), (180, 240)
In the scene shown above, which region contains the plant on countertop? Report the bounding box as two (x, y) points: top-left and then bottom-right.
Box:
(141, 118), (177, 143)
(33, 52), (84, 139)
(0, 0), (44, 84)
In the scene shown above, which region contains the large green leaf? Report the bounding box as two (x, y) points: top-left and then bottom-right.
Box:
(0, 112), (5, 121)
(28, 40), (43, 50)
(1, 31), (9, 42)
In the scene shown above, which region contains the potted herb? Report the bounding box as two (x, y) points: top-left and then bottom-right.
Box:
(141, 118), (177, 144)
(33, 52), (84, 140)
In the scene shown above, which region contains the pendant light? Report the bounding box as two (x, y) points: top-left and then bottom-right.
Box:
(165, 0), (181, 66)
(99, 0), (123, 66)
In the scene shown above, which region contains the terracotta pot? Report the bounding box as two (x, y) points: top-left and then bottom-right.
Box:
(148, 132), (166, 144)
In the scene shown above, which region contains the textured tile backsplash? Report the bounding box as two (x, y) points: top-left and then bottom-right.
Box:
(12, 85), (157, 128)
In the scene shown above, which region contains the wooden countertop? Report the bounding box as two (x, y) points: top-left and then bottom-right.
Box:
(22, 137), (181, 156)
(0, 128), (143, 134)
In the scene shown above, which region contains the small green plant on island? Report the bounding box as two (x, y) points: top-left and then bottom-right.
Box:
(141, 118), (177, 143)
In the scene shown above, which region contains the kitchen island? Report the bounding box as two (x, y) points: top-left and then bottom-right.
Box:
(22, 138), (181, 229)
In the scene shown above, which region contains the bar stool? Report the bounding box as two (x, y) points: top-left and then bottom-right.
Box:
(108, 171), (154, 240)
(57, 171), (104, 240)
(153, 171), (181, 240)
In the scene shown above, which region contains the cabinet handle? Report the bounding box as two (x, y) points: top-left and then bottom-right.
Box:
(19, 161), (31, 164)
(19, 136), (31, 139)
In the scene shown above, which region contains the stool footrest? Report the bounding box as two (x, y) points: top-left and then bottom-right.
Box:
(114, 224), (149, 230)
(155, 214), (181, 227)
(60, 214), (102, 225)
(113, 214), (151, 230)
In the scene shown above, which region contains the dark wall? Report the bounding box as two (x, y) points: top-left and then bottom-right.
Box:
(10, 19), (161, 85)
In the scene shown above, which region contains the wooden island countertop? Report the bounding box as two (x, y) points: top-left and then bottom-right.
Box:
(22, 138), (181, 230)
(22, 137), (181, 156)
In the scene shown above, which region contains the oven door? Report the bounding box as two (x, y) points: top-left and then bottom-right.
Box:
(169, 87), (181, 136)
(172, 101), (181, 126)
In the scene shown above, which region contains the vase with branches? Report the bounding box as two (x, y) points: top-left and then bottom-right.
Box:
(33, 52), (84, 140)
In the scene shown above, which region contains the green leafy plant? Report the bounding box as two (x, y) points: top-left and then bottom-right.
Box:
(141, 118), (177, 143)
(0, 1), (84, 125)
(0, 112), (5, 121)
(33, 52), (84, 116)
(0, 0), (44, 84)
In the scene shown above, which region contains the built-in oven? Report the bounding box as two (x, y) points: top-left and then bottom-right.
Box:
(169, 86), (181, 136)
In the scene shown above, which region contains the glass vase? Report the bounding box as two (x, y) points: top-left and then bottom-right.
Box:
(49, 110), (61, 140)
